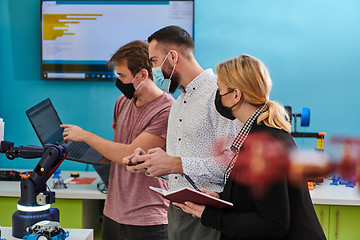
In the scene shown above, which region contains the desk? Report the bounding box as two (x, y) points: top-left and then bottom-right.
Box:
(1, 227), (93, 240)
(310, 178), (360, 206)
(310, 179), (360, 240)
(0, 170), (106, 240)
(0, 170), (106, 200)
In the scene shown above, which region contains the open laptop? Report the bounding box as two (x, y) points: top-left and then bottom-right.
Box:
(26, 98), (103, 164)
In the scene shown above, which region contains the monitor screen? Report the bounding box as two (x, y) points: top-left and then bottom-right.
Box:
(41, 0), (194, 80)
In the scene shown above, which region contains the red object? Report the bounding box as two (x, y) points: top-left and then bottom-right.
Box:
(231, 133), (290, 190)
(66, 177), (97, 185)
(149, 186), (233, 208)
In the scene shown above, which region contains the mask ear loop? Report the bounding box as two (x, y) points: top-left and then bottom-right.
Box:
(169, 62), (176, 80)
(132, 72), (143, 90)
(135, 79), (144, 90)
(230, 100), (239, 109)
(131, 72), (140, 83)
(160, 52), (171, 68)
(161, 51), (176, 80)
(230, 89), (241, 109)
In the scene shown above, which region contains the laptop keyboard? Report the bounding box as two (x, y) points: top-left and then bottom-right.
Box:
(67, 142), (90, 159)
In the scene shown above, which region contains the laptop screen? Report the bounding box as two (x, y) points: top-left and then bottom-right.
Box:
(26, 98), (64, 145)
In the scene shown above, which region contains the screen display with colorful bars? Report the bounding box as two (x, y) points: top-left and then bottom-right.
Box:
(41, 0), (194, 80)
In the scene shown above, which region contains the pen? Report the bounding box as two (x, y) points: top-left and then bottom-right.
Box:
(183, 174), (201, 192)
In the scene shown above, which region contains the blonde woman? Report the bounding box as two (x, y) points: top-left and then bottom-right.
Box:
(173, 55), (326, 240)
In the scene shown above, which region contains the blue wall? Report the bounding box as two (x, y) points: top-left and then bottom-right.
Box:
(195, 0), (360, 154)
(1, 0), (360, 170)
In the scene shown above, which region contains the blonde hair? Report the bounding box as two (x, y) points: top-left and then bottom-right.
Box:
(216, 54), (291, 132)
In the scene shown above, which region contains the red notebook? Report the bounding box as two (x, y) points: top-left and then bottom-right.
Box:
(149, 186), (233, 208)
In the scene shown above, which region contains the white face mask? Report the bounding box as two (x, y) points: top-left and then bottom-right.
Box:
(152, 52), (176, 92)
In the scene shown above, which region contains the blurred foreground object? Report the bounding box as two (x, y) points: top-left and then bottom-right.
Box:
(230, 133), (360, 194)
(329, 137), (360, 188)
(231, 132), (290, 196)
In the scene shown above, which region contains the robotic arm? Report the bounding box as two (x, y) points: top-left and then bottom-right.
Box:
(0, 141), (68, 238)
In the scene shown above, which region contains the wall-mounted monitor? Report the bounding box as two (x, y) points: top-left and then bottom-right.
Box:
(41, 0), (194, 80)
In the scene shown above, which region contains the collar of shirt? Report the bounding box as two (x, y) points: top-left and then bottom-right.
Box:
(178, 69), (215, 94)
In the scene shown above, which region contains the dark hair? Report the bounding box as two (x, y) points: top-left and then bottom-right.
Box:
(148, 25), (194, 56)
(107, 40), (152, 79)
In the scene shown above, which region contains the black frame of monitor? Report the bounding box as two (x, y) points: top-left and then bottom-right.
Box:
(40, 0), (195, 81)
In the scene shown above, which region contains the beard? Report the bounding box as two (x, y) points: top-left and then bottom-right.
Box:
(163, 63), (180, 93)
(168, 72), (180, 93)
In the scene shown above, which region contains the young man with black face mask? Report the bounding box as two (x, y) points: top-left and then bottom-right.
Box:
(123, 26), (243, 240)
(61, 40), (174, 240)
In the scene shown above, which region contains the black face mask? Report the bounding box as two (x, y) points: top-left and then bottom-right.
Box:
(116, 78), (135, 99)
(214, 89), (236, 120)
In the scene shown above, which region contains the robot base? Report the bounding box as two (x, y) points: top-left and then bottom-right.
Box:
(12, 208), (59, 239)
